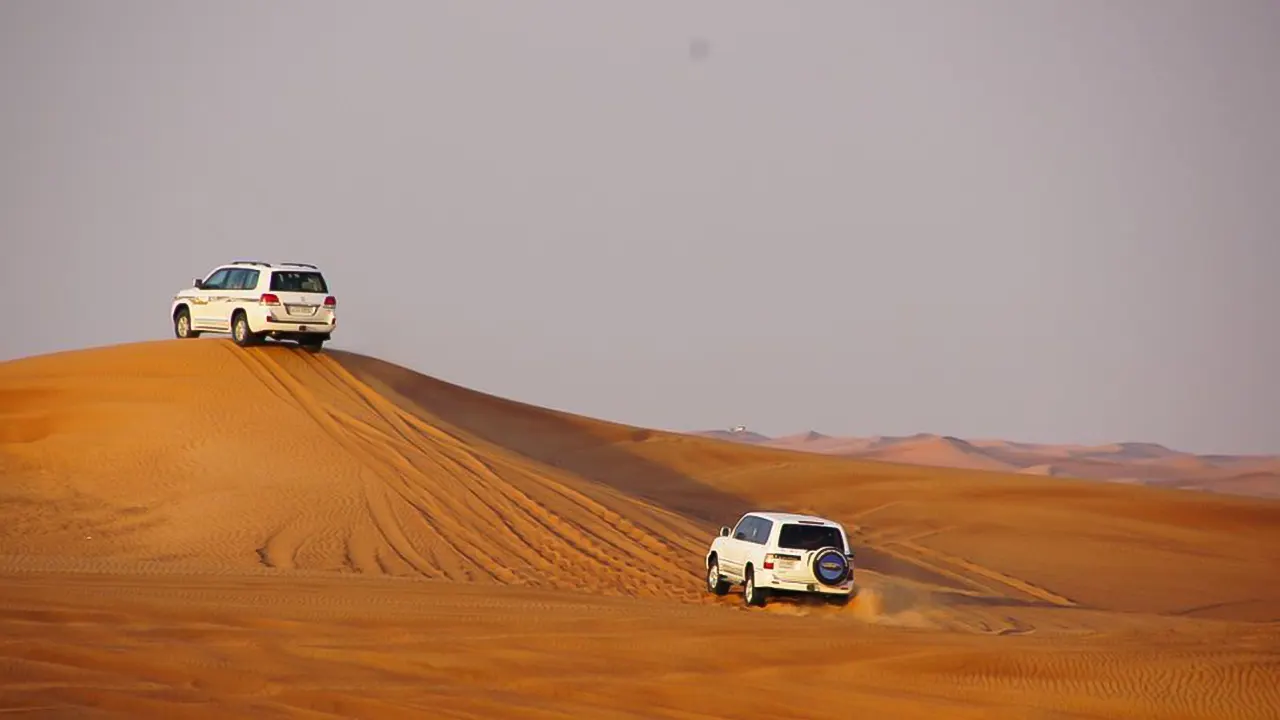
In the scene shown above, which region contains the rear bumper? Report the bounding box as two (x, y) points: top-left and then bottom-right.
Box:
(247, 307), (336, 334)
(760, 570), (855, 595)
(260, 318), (335, 334)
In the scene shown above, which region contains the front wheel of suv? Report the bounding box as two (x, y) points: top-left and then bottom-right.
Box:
(706, 557), (730, 596)
(173, 307), (199, 339)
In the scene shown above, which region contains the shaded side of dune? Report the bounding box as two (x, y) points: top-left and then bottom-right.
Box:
(331, 350), (758, 526)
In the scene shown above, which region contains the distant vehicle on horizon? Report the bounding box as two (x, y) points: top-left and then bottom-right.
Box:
(171, 261), (337, 351)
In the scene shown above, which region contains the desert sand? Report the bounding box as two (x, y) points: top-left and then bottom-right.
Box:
(2, 339), (1278, 718)
(701, 429), (1280, 500)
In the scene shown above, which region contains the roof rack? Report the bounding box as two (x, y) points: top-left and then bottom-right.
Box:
(231, 260), (271, 267)
(279, 262), (318, 269)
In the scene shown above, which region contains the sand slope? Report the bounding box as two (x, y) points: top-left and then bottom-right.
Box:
(3, 339), (1280, 719)
(0, 340), (710, 599)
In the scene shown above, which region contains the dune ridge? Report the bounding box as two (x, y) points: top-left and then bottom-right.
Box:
(3, 339), (1279, 719)
(697, 428), (1280, 499)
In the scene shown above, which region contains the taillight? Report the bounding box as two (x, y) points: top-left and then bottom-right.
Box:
(763, 553), (800, 570)
(323, 295), (336, 308)
(259, 293), (281, 306)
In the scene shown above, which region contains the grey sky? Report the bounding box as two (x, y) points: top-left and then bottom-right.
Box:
(2, 1), (1277, 455)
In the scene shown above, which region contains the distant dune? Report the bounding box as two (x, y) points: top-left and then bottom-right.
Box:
(694, 429), (1280, 500)
(860, 435), (1019, 473)
(3, 340), (1279, 718)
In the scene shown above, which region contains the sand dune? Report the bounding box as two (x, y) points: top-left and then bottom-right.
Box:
(762, 430), (880, 455)
(857, 435), (1019, 473)
(0, 340), (710, 599)
(3, 340), (1280, 718)
(697, 429), (1280, 499)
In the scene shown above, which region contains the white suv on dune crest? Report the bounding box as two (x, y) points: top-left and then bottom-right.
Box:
(705, 512), (856, 607)
(171, 261), (337, 350)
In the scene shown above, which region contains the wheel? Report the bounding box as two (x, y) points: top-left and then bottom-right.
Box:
(826, 593), (852, 607)
(173, 308), (199, 339)
(705, 557), (730, 596)
(231, 312), (258, 347)
(743, 568), (767, 607)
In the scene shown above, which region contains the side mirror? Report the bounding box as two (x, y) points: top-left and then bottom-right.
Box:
(719, 526), (730, 537)
(192, 278), (204, 289)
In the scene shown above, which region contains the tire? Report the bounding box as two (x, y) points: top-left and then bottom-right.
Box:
(231, 311), (258, 347)
(705, 556), (730, 596)
(811, 547), (850, 587)
(173, 307), (199, 339)
(743, 567), (767, 607)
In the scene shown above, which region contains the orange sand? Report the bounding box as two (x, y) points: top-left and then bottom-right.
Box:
(2, 339), (1278, 718)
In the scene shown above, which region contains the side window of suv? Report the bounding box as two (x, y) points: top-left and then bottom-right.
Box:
(224, 269), (259, 290)
(752, 518), (774, 544)
(202, 269), (231, 290)
(225, 269), (250, 290)
(733, 516), (753, 541)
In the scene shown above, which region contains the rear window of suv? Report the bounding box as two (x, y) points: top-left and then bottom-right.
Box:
(777, 523), (845, 552)
(270, 271), (328, 293)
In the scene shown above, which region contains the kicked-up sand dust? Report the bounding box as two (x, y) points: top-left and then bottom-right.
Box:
(1, 339), (1278, 718)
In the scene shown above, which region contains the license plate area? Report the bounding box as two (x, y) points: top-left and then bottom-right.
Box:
(286, 304), (317, 317)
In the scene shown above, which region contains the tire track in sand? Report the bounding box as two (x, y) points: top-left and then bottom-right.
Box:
(233, 345), (506, 583)
(227, 343), (707, 599)
(304, 351), (711, 596)
(225, 345), (452, 581)
(307, 352), (703, 566)
(851, 522), (1076, 610)
(304, 359), (679, 591)
(893, 538), (1078, 607)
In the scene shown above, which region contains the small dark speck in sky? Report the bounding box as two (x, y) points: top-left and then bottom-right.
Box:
(689, 37), (710, 61)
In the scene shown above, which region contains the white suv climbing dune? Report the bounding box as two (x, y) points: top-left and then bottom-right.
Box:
(704, 512), (856, 607)
(171, 261), (337, 350)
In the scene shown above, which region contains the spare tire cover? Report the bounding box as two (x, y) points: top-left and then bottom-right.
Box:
(812, 548), (848, 586)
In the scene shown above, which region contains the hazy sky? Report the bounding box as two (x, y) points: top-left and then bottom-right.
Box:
(2, 1), (1277, 454)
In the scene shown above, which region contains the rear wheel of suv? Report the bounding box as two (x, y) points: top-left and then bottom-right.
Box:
(173, 308), (199, 339)
(231, 312), (258, 347)
(743, 567), (768, 607)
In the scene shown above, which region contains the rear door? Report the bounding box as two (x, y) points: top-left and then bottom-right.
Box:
(266, 269), (333, 328)
(770, 522), (847, 584)
(222, 267), (261, 323)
